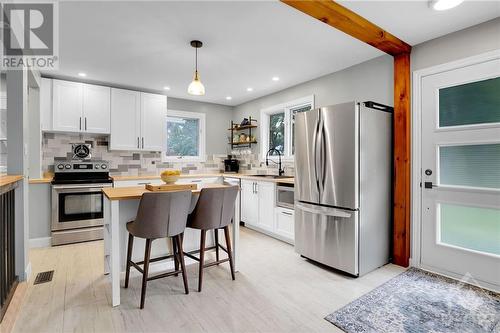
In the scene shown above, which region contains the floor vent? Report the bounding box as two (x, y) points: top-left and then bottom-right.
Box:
(34, 270), (54, 285)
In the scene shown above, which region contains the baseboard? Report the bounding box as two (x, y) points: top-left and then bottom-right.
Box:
(29, 237), (52, 249)
(24, 262), (32, 282)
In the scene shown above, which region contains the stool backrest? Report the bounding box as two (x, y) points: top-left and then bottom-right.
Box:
(189, 186), (239, 230)
(134, 191), (192, 239)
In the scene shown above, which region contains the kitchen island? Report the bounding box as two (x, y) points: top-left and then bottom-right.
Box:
(102, 183), (240, 307)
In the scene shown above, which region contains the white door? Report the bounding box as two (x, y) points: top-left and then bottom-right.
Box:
(140, 93), (166, 151)
(110, 88), (141, 150)
(40, 78), (52, 131)
(257, 181), (275, 232)
(420, 57), (500, 291)
(83, 84), (110, 134)
(52, 79), (83, 132)
(241, 180), (258, 226)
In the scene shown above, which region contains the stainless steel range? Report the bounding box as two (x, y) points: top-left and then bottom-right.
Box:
(51, 158), (113, 246)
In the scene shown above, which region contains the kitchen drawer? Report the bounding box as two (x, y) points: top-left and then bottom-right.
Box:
(176, 177), (222, 185)
(113, 179), (162, 188)
(275, 207), (294, 243)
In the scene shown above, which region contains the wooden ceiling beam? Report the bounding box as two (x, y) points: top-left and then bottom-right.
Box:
(281, 0), (411, 56)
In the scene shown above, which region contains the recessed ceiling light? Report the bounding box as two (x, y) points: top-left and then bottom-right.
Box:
(226, 96), (232, 100)
(246, 87), (254, 92)
(272, 76), (280, 81)
(163, 86), (171, 91)
(78, 72), (87, 77)
(429, 0), (464, 11)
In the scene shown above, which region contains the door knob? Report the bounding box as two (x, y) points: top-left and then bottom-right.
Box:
(424, 182), (438, 189)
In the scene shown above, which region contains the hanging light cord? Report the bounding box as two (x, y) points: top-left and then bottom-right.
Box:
(195, 47), (198, 73)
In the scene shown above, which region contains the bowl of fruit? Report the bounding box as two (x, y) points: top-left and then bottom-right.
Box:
(161, 170), (181, 184)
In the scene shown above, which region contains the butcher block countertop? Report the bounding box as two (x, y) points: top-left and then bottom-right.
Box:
(0, 174), (23, 188)
(103, 183), (231, 201)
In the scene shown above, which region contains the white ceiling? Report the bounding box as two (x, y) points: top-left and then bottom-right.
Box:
(45, 1), (500, 106)
(339, 0), (500, 45)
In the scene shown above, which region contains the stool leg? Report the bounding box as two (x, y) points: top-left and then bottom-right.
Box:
(224, 226), (235, 281)
(140, 239), (152, 309)
(176, 234), (189, 294)
(172, 237), (179, 277)
(198, 230), (207, 292)
(214, 229), (220, 264)
(125, 234), (134, 288)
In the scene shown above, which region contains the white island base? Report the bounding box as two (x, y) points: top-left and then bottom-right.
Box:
(103, 186), (240, 307)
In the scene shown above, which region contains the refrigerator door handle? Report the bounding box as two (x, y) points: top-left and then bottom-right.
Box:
(319, 122), (327, 192)
(314, 117), (322, 196)
(295, 202), (352, 218)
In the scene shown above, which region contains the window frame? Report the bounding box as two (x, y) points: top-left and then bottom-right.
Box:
(163, 109), (206, 163)
(260, 95), (314, 161)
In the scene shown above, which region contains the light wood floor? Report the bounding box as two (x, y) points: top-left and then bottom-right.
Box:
(12, 227), (405, 333)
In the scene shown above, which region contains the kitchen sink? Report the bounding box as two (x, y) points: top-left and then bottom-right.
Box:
(248, 175), (293, 179)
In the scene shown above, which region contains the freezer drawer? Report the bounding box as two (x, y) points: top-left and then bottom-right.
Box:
(294, 202), (359, 276)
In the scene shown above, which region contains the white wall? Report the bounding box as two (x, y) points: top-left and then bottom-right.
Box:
(412, 18), (500, 71)
(233, 55), (394, 155)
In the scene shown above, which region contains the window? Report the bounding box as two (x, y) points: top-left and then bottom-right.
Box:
(163, 110), (206, 162)
(260, 95), (314, 160)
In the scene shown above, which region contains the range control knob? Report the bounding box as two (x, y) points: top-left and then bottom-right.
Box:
(65, 164), (71, 169)
(95, 164), (100, 169)
(57, 164), (64, 170)
(101, 164), (107, 170)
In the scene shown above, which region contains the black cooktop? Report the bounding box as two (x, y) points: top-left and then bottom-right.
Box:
(51, 172), (113, 185)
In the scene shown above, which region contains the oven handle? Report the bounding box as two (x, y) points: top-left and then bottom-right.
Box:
(52, 184), (113, 190)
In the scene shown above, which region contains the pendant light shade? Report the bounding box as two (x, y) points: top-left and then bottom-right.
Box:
(188, 40), (205, 96)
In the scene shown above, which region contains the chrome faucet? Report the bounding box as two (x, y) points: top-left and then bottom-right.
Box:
(265, 148), (285, 176)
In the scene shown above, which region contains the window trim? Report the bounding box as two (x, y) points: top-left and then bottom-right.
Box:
(260, 95), (314, 161)
(163, 109), (206, 162)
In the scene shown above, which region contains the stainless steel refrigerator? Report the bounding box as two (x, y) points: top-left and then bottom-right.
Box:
(294, 101), (392, 276)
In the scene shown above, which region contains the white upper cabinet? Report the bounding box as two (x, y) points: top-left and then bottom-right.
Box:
(83, 84), (110, 134)
(40, 78), (52, 131)
(140, 93), (166, 151)
(110, 88), (141, 150)
(52, 79), (83, 132)
(52, 79), (111, 134)
(109, 90), (166, 152)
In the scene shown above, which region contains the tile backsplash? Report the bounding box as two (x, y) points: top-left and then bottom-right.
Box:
(42, 133), (294, 177)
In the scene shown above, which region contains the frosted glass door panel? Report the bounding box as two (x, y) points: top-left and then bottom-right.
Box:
(440, 203), (500, 256)
(439, 77), (500, 127)
(439, 144), (500, 189)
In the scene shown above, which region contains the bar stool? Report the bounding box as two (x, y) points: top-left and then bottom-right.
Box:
(124, 191), (192, 309)
(184, 186), (239, 292)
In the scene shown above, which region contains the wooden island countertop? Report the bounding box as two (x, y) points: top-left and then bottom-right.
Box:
(0, 174), (23, 188)
(102, 183), (231, 200)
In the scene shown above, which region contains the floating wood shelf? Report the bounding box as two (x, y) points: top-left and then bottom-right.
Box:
(229, 117), (257, 149)
(228, 125), (257, 131)
(229, 141), (258, 145)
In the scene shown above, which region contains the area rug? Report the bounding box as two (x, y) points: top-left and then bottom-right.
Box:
(325, 268), (500, 333)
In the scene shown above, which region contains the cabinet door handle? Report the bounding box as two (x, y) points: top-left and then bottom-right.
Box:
(282, 211), (293, 216)
(85, 117), (87, 131)
(79, 117), (82, 130)
(142, 137), (144, 149)
(137, 137), (140, 148)
(252, 182), (255, 194)
(137, 182), (151, 185)
(255, 182), (258, 194)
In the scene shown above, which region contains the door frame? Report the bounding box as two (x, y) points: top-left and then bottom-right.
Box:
(411, 49), (500, 280)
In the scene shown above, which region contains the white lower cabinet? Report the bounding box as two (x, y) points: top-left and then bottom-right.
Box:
(275, 207), (295, 243)
(240, 180), (259, 226)
(256, 181), (275, 232)
(240, 179), (295, 244)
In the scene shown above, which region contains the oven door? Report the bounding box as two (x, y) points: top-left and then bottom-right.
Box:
(51, 184), (110, 231)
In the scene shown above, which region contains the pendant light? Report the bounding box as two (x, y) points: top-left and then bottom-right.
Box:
(188, 40), (205, 96)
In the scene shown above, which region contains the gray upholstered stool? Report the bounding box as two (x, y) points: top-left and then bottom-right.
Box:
(124, 191), (192, 309)
(184, 186), (239, 292)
